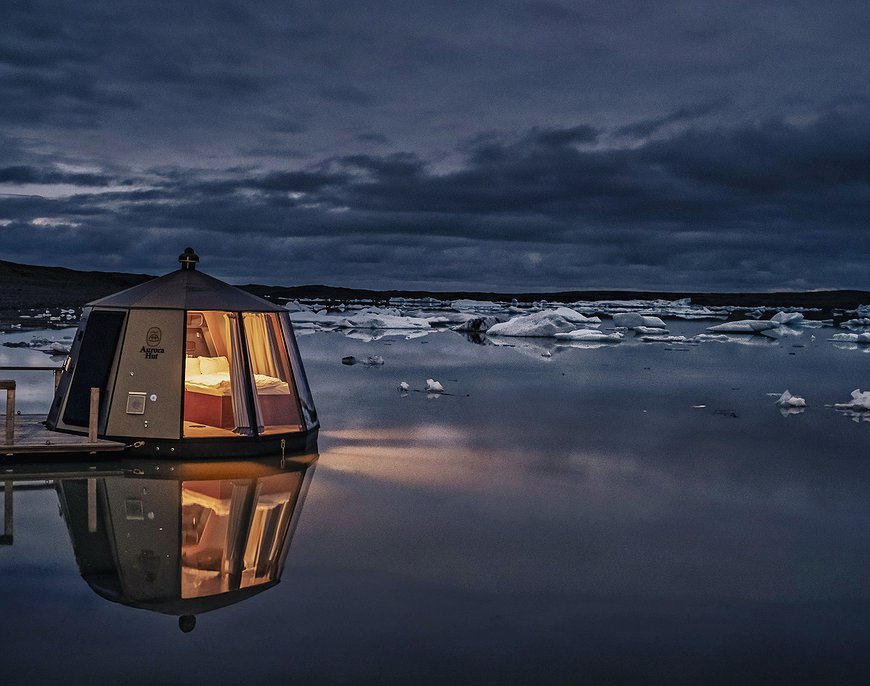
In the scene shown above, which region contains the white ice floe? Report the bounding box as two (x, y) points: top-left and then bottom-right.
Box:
(612, 312), (666, 329)
(776, 390), (806, 408)
(694, 333), (778, 346)
(284, 300), (312, 313)
(706, 320), (777, 334)
(426, 378), (444, 393)
(834, 389), (870, 411)
(338, 312), (431, 330)
(554, 330), (623, 342)
(639, 335), (690, 343)
(341, 355), (385, 366)
(398, 381), (410, 392)
(842, 317), (870, 329)
(452, 315), (502, 333)
(831, 333), (870, 343)
(771, 311), (805, 325)
(632, 325), (670, 335)
(487, 308), (600, 337)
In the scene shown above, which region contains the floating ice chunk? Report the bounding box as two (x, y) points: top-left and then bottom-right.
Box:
(842, 317), (870, 329)
(452, 315), (502, 333)
(487, 309), (600, 337)
(639, 335), (690, 343)
(834, 389), (870, 411)
(831, 333), (870, 343)
(612, 313), (666, 329)
(284, 300), (312, 313)
(776, 390), (806, 408)
(341, 355), (385, 366)
(549, 307), (601, 324)
(542, 350), (552, 357)
(771, 311), (805, 325)
(554, 330), (623, 342)
(706, 320), (776, 333)
(633, 326), (670, 335)
(48, 341), (71, 354)
(338, 313), (431, 330)
(426, 378), (444, 393)
(398, 381), (410, 392)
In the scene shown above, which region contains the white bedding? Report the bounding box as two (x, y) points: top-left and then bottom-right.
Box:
(185, 371), (290, 396)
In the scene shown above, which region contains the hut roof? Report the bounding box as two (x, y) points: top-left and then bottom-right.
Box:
(88, 253), (283, 312)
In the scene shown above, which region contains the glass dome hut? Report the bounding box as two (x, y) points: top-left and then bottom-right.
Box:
(46, 249), (318, 457)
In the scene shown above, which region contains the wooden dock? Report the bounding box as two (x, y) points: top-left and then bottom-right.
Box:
(2, 380), (125, 457)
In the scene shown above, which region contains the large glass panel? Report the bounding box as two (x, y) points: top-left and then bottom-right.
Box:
(180, 472), (303, 598)
(63, 310), (126, 427)
(182, 311), (251, 438)
(242, 312), (303, 435)
(279, 312), (318, 430)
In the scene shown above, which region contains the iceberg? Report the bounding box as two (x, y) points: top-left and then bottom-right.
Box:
(487, 308), (600, 337)
(706, 320), (777, 334)
(612, 313), (666, 329)
(771, 311), (804, 325)
(452, 316), (502, 333)
(338, 313), (431, 330)
(834, 389), (870, 411)
(776, 390), (806, 408)
(554, 330), (623, 342)
(426, 378), (444, 393)
(831, 333), (870, 343)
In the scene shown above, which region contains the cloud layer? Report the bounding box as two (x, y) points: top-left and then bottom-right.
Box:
(1, 1), (869, 290)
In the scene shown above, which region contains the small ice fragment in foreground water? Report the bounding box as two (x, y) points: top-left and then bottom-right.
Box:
(692, 405), (706, 408)
(776, 390), (806, 408)
(426, 378), (444, 393)
(834, 389), (870, 411)
(342, 355), (385, 366)
(542, 351), (551, 357)
(398, 381), (410, 392)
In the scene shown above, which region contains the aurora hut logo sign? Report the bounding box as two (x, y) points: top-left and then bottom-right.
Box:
(141, 327), (164, 359)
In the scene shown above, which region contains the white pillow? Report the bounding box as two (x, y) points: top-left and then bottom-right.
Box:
(200, 355), (230, 375)
(185, 356), (202, 376)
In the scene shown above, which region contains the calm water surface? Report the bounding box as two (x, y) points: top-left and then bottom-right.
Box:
(2, 324), (870, 685)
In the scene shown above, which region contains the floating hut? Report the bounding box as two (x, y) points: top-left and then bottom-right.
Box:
(45, 249), (318, 457)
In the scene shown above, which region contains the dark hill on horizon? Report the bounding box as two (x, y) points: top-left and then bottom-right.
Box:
(1, 259), (868, 311)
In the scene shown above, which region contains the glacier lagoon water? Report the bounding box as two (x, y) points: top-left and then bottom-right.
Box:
(2, 322), (870, 685)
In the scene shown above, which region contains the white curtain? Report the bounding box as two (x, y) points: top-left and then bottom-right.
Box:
(224, 313), (253, 435)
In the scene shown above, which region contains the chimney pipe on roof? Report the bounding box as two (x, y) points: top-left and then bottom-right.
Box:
(178, 247), (199, 271)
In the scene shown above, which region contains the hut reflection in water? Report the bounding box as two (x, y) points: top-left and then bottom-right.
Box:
(24, 454), (319, 627)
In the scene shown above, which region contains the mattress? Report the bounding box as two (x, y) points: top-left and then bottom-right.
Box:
(185, 371), (290, 396)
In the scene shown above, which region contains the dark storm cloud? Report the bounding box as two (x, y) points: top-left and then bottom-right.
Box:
(3, 105), (869, 290)
(0, 165), (114, 186)
(615, 100), (732, 139)
(1, 0), (870, 290)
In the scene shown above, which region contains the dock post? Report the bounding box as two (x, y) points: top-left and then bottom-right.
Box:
(2, 380), (15, 446)
(88, 387), (99, 443)
(2, 479), (12, 545)
(87, 479), (97, 533)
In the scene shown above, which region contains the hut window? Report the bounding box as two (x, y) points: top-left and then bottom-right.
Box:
(279, 312), (317, 429)
(182, 311), (252, 438)
(242, 313), (303, 435)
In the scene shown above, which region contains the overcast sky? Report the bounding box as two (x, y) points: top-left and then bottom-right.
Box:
(1, 0), (869, 291)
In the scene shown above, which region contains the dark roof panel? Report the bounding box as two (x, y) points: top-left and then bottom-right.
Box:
(89, 269), (283, 311)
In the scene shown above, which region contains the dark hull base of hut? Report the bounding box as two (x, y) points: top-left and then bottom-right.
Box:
(118, 428), (320, 459)
(19, 425), (320, 460)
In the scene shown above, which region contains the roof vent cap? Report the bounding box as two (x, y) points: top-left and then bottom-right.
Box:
(178, 247), (199, 271)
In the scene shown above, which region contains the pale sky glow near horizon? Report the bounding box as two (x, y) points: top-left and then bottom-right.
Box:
(1, 0), (869, 291)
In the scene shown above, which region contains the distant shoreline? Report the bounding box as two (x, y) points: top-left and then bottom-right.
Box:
(1, 258), (868, 311)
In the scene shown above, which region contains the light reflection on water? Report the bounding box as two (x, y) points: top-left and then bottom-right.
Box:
(2, 324), (870, 684)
